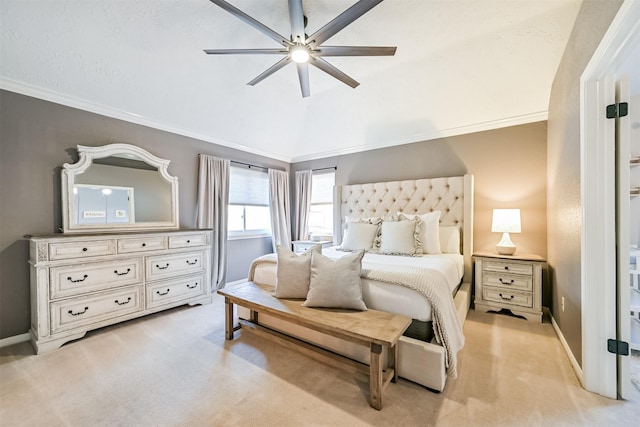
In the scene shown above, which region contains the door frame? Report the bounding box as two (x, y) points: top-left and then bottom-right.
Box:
(581, 0), (640, 398)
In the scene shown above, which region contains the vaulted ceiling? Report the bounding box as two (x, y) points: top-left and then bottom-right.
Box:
(0, 0), (582, 162)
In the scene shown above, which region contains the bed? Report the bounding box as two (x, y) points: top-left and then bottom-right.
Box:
(240, 174), (474, 392)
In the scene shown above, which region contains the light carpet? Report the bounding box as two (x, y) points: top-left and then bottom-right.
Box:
(1, 293), (639, 426)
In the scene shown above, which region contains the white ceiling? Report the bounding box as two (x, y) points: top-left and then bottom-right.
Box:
(0, 0), (582, 162)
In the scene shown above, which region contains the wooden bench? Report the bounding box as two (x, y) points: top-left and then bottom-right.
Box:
(217, 282), (412, 410)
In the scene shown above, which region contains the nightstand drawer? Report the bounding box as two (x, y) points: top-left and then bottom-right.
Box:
(482, 272), (532, 291)
(483, 260), (533, 276)
(483, 288), (532, 308)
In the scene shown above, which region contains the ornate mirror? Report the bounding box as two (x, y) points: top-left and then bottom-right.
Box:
(62, 144), (179, 233)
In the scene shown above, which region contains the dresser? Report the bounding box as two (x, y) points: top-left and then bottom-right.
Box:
(28, 229), (213, 353)
(473, 252), (545, 322)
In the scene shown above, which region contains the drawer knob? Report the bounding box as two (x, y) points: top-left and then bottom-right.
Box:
(156, 263), (170, 270)
(499, 293), (514, 301)
(156, 289), (170, 296)
(114, 297), (132, 306)
(186, 240), (191, 243)
(142, 243), (146, 247)
(187, 282), (198, 289)
(114, 268), (131, 276)
(499, 278), (515, 285)
(68, 307), (89, 316)
(186, 259), (198, 266)
(504, 266), (509, 270)
(67, 274), (88, 283)
(82, 247), (88, 252)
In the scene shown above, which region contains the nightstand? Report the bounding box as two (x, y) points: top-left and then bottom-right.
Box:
(291, 240), (333, 253)
(473, 252), (545, 323)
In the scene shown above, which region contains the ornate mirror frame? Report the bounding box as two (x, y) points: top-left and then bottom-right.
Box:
(61, 143), (179, 233)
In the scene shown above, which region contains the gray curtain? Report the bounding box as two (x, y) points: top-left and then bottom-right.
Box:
(268, 169), (291, 252)
(294, 170), (312, 241)
(196, 154), (230, 290)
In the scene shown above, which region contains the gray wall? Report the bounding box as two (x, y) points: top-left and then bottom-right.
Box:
(546, 0), (623, 367)
(0, 90), (287, 339)
(293, 121), (549, 262)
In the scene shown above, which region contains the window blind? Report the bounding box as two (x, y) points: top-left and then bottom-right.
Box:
(311, 171), (335, 204)
(229, 166), (269, 206)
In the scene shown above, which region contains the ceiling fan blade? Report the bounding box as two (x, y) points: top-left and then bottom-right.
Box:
(316, 46), (396, 56)
(309, 57), (359, 88)
(247, 57), (291, 86)
(209, 0), (291, 47)
(308, 0), (383, 47)
(204, 48), (287, 55)
(288, 0), (305, 42)
(296, 63), (310, 97)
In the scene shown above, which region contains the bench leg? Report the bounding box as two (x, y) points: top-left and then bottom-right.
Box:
(389, 343), (398, 383)
(224, 297), (234, 340)
(370, 342), (383, 410)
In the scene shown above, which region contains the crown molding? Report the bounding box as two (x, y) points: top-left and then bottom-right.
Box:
(290, 110), (548, 163)
(0, 77), (291, 162)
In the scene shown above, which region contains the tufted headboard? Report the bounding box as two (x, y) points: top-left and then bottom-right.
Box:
(333, 174), (474, 282)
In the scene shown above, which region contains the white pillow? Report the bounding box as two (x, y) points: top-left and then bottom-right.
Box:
(379, 219), (417, 255)
(439, 226), (461, 254)
(274, 244), (322, 298)
(303, 250), (367, 311)
(340, 221), (379, 251)
(400, 211), (442, 254)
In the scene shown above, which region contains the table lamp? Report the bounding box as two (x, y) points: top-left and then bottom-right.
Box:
(491, 209), (521, 255)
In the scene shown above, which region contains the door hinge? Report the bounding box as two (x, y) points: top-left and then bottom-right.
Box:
(607, 339), (629, 356)
(606, 102), (628, 119)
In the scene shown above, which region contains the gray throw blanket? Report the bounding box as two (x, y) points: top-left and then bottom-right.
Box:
(248, 253), (464, 377)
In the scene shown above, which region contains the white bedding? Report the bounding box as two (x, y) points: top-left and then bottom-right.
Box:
(249, 247), (464, 322)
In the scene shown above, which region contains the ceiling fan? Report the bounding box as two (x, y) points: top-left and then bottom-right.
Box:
(204, 0), (396, 97)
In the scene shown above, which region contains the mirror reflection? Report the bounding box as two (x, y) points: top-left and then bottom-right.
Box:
(62, 144), (179, 233)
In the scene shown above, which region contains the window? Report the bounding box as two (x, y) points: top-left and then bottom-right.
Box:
(307, 171), (335, 237)
(228, 165), (271, 238)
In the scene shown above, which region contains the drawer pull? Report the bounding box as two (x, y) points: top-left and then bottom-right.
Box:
(186, 282), (198, 289)
(156, 289), (170, 296)
(504, 266), (509, 270)
(499, 293), (514, 301)
(68, 307), (89, 316)
(186, 259), (198, 266)
(114, 297), (132, 305)
(67, 274), (88, 283)
(114, 268), (131, 276)
(186, 239), (191, 243)
(499, 278), (514, 285)
(156, 263), (170, 270)
(142, 243), (146, 247)
(82, 247), (88, 252)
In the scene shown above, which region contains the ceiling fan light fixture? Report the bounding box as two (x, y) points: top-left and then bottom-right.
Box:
(290, 44), (310, 63)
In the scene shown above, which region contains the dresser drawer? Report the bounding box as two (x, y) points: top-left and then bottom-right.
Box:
(169, 232), (208, 249)
(147, 275), (206, 309)
(117, 236), (167, 254)
(483, 260), (533, 276)
(482, 272), (533, 292)
(50, 258), (143, 299)
(482, 288), (533, 308)
(50, 285), (144, 333)
(49, 239), (116, 261)
(146, 251), (205, 281)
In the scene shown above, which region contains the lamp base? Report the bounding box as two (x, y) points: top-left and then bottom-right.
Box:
(496, 232), (516, 255)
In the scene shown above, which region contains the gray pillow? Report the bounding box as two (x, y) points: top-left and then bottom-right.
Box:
(303, 250), (367, 311)
(274, 244), (322, 298)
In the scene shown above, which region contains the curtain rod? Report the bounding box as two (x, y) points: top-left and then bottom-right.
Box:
(230, 160), (268, 171)
(312, 166), (337, 172)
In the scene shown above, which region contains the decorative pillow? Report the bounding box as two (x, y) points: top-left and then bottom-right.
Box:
(343, 216), (383, 248)
(274, 244), (322, 298)
(439, 226), (461, 254)
(340, 221), (379, 251)
(379, 219), (417, 255)
(303, 250), (367, 311)
(400, 211), (442, 254)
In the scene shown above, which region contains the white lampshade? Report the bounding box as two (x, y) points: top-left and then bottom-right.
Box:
(491, 209), (521, 233)
(491, 209), (521, 255)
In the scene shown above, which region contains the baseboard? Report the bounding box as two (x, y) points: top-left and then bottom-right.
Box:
(0, 332), (30, 349)
(550, 310), (584, 387)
